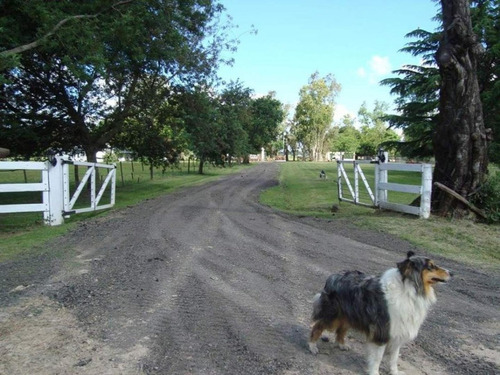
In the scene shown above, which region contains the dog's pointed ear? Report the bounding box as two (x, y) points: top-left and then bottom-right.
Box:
(398, 252), (414, 278)
(397, 258), (409, 276)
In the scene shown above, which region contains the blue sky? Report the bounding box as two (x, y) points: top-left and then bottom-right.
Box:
(217, 0), (441, 122)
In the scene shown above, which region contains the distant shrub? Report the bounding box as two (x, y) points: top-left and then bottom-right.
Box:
(103, 152), (118, 164)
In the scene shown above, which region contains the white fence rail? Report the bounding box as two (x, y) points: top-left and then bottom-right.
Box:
(337, 158), (433, 219)
(376, 163), (433, 218)
(0, 155), (116, 225)
(0, 161), (49, 215)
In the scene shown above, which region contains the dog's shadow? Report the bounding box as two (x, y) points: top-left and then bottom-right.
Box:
(279, 322), (367, 373)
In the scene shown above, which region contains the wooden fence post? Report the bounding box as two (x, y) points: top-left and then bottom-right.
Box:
(420, 164), (433, 219)
(44, 155), (64, 226)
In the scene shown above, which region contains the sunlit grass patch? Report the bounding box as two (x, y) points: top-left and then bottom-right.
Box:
(260, 161), (499, 269)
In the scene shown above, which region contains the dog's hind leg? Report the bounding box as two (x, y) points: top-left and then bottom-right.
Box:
(334, 321), (350, 351)
(308, 321), (328, 354)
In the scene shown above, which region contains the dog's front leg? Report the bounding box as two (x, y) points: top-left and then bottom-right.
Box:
(366, 342), (385, 375)
(387, 343), (404, 375)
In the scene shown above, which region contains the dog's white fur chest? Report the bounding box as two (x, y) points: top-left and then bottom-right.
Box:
(381, 268), (436, 344)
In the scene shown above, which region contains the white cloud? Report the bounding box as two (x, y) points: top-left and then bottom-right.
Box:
(369, 55), (392, 75)
(333, 103), (356, 123)
(357, 55), (393, 84)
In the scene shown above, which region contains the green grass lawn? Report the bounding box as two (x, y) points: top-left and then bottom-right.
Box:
(260, 161), (422, 217)
(260, 161), (500, 269)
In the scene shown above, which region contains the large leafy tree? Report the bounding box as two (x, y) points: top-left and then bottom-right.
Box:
(172, 83), (283, 172)
(170, 87), (222, 174)
(112, 76), (187, 178)
(474, 0), (500, 162)
(330, 115), (361, 158)
(249, 94), (284, 158)
(380, 29), (441, 159)
(218, 81), (253, 163)
(0, 0), (229, 160)
(293, 71), (341, 161)
(357, 101), (400, 157)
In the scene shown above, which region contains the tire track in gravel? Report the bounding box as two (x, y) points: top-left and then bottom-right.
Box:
(142, 165), (303, 374)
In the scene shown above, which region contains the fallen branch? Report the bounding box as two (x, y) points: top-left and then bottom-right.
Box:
(434, 182), (487, 219)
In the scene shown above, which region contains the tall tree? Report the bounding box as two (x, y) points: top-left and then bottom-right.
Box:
(433, 0), (490, 216)
(249, 93), (284, 160)
(0, 0), (230, 160)
(218, 81), (253, 163)
(380, 29), (441, 159)
(382, 1), (499, 163)
(293, 72), (341, 161)
(473, 0), (500, 162)
(171, 87), (222, 174)
(331, 115), (361, 159)
(359, 101), (400, 157)
(112, 76), (187, 178)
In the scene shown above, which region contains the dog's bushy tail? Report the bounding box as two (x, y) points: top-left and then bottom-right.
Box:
(311, 289), (340, 323)
(311, 293), (322, 320)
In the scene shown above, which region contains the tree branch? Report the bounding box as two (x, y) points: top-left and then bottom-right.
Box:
(0, 0), (134, 57)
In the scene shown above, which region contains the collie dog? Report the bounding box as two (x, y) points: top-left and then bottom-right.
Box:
(308, 251), (451, 375)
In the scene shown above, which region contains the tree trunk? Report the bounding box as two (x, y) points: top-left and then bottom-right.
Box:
(149, 158), (154, 180)
(198, 157), (204, 174)
(74, 165), (80, 186)
(432, 0), (489, 217)
(85, 144), (99, 163)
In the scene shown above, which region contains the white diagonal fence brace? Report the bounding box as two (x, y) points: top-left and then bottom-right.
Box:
(0, 155), (116, 226)
(337, 154), (433, 219)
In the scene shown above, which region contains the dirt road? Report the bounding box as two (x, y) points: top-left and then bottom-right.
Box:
(1, 162), (498, 374)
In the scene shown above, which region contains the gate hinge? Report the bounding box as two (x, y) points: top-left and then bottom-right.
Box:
(63, 210), (76, 217)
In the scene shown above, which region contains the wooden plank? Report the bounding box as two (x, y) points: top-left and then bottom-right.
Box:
(379, 201), (420, 215)
(379, 163), (428, 172)
(339, 197), (376, 208)
(72, 161), (115, 169)
(72, 203), (114, 214)
(0, 203), (46, 213)
(0, 161), (47, 170)
(378, 182), (421, 194)
(0, 182), (48, 193)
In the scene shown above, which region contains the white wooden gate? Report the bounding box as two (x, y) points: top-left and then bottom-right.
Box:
(0, 155), (116, 225)
(62, 158), (116, 217)
(337, 158), (433, 219)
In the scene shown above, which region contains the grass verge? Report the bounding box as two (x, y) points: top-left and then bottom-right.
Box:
(260, 161), (500, 269)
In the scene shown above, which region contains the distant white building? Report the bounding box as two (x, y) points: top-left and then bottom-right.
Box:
(326, 151), (355, 161)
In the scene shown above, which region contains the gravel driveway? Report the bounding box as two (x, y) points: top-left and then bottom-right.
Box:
(1, 162), (498, 374)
